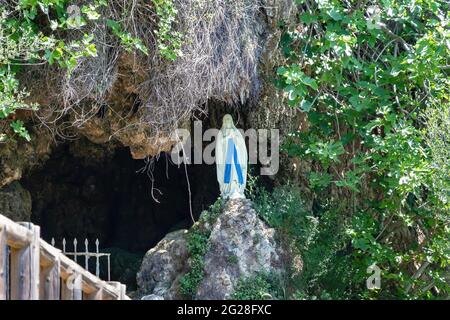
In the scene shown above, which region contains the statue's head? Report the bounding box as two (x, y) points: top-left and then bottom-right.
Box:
(222, 114), (234, 129)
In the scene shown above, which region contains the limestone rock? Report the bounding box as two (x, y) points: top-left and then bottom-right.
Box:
(137, 199), (284, 300)
(0, 181), (32, 222)
(249, 0), (299, 140)
(136, 229), (189, 300)
(0, 127), (52, 187)
(196, 199), (283, 299)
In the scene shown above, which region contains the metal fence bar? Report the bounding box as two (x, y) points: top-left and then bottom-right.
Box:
(107, 255), (111, 281)
(95, 239), (100, 278)
(51, 238), (111, 282)
(73, 238), (77, 264)
(84, 239), (89, 271)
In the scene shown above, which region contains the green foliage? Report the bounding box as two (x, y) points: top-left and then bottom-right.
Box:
(0, 5), (51, 142)
(179, 253), (207, 297)
(252, 185), (355, 299)
(44, 34), (98, 72)
(152, 0), (183, 61)
(422, 105), (450, 206)
(10, 120), (31, 142)
(231, 273), (284, 300)
(252, 184), (317, 253)
(179, 198), (224, 298)
(0, 68), (37, 142)
(227, 254), (239, 265)
(106, 19), (148, 55)
(0, 0), (148, 142)
(278, 0), (450, 299)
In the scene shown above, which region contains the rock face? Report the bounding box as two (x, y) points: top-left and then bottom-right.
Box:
(0, 181), (32, 222)
(196, 199), (283, 299)
(249, 0), (299, 139)
(136, 229), (189, 300)
(136, 199), (284, 300)
(0, 0), (299, 188)
(0, 127), (52, 188)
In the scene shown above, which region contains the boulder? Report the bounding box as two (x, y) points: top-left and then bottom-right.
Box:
(196, 199), (283, 299)
(0, 181), (32, 221)
(137, 199), (284, 300)
(136, 229), (189, 299)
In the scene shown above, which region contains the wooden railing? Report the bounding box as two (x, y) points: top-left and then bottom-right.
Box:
(0, 214), (130, 300)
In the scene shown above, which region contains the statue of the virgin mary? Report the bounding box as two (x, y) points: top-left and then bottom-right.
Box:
(216, 114), (247, 199)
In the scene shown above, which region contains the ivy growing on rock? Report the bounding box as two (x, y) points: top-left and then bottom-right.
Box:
(179, 198), (223, 299)
(152, 0), (183, 61)
(231, 272), (284, 300)
(277, 0), (449, 299)
(0, 0), (149, 142)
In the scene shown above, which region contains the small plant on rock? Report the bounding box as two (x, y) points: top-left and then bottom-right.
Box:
(231, 273), (284, 300)
(179, 198), (224, 298)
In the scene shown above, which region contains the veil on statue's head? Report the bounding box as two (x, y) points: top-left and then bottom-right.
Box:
(221, 114), (237, 137)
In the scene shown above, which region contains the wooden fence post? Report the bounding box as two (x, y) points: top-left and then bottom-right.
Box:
(10, 222), (40, 300)
(61, 276), (73, 300)
(0, 225), (8, 300)
(29, 224), (40, 299)
(40, 257), (61, 300)
(73, 273), (82, 300)
(120, 284), (127, 300)
(86, 287), (103, 300)
(10, 240), (28, 299)
(61, 272), (82, 300)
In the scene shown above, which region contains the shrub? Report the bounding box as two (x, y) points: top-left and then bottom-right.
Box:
(277, 0), (449, 299)
(252, 184), (354, 299)
(231, 273), (284, 300)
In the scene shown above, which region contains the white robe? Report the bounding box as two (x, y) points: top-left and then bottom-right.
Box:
(216, 127), (247, 199)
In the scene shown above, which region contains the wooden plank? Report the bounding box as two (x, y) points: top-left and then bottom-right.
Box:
(60, 276), (73, 300)
(0, 226), (8, 300)
(120, 284), (127, 300)
(10, 245), (31, 300)
(105, 281), (122, 300)
(73, 273), (82, 300)
(85, 287), (103, 300)
(40, 240), (61, 267)
(29, 223), (40, 300)
(99, 283), (119, 300)
(10, 223), (40, 300)
(40, 258), (60, 300)
(61, 272), (82, 300)
(39, 240), (62, 300)
(0, 215), (33, 249)
(59, 255), (97, 293)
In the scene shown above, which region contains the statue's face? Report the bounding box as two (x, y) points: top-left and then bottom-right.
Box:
(222, 115), (233, 129)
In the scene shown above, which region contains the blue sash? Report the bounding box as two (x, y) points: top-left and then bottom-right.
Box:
(224, 138), (244, 185)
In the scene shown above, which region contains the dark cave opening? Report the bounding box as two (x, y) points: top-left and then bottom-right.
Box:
(21, 138), (220, 290)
